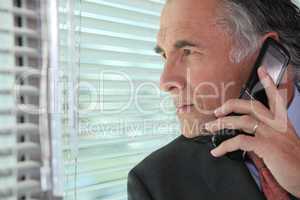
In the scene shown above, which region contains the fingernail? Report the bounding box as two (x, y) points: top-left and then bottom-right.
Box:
(204, 123), (209, 129)
(214, 108), (221, 116)
(258, 67), (267, 77)
(210, 149), (217, 157)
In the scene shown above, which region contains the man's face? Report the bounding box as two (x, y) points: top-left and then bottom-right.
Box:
(157, 0), (257, 138)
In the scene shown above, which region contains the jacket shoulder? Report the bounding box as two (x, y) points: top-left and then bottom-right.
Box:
(130, 135), (197, 179)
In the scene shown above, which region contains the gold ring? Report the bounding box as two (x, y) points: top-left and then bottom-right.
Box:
(251, 123), (259, 134)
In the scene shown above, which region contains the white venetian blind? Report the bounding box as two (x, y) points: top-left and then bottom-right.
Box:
(0, 0), (50, 199)
(0, 1), (18, 198)
(58, 0), (180, 199)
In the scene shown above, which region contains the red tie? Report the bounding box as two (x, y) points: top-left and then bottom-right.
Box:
(247, 151), (290, 200)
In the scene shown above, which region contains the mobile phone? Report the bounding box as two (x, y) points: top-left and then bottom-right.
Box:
(211, 38), (290, 161)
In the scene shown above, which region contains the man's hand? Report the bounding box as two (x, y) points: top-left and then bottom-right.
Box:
(204, 67), (300, 197)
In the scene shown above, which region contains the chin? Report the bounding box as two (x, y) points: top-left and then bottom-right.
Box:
(181, 132), (198, 139)
(177, 112), (216, 138)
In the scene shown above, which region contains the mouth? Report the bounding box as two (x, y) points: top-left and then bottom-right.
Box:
(176, 104), (194, 113)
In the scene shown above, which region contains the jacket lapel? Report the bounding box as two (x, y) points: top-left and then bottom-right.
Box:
(192, 136), (266, 199)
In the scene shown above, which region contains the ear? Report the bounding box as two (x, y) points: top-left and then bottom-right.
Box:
(261, 32), (280, 43)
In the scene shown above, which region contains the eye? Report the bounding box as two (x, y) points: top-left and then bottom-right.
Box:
(183, 49), (192, 56)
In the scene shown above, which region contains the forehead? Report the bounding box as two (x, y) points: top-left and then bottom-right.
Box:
(157, 0), (222, 46)
(157, 26), (203, 48)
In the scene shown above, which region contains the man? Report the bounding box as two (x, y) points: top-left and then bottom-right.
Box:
(127, 0), (300, 199)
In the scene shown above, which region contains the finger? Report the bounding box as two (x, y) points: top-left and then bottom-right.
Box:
(205, 115), (259, 134)
(214, 99), (273, 125)
(210, 134), (257, 157)
(258, 67), (287, 116)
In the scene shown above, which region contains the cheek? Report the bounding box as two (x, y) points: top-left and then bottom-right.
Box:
(188, 71), (224, 111)
(187, 57), (231, 91)
(186, 58), (244, 106)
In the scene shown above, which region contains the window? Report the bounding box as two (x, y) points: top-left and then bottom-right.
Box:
(57, 0), (180, 199)
(0, 0), (47, 199)
(1, 0), (300, 199)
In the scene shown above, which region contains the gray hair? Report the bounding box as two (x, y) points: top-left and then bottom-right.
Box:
(218, 0), (300, 83)
(217, 2), (261, 63)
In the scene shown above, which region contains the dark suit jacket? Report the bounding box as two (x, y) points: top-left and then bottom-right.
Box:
(127, 135), (298, 200)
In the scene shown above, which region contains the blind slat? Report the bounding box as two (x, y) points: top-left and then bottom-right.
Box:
(84, 0), (161, 16)
(0, 123), (39, 136)
(0, 66), (40, 76)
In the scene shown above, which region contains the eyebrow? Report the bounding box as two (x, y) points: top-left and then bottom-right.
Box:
(154, 40), (201, 54)
(175, 40), (198, 49)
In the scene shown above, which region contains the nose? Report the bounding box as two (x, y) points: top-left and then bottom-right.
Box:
(159, 60), (185, 94)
